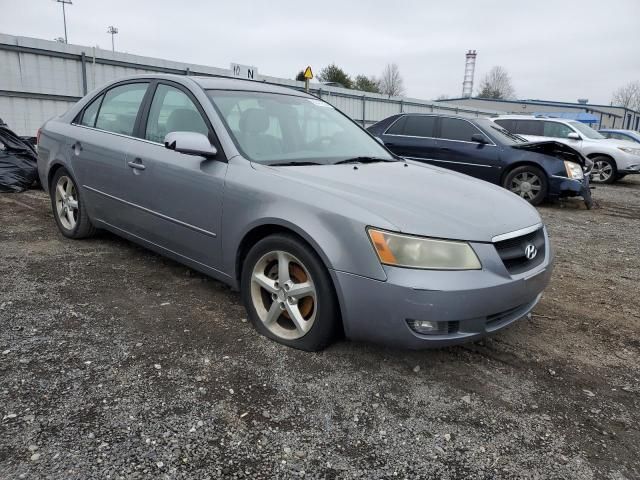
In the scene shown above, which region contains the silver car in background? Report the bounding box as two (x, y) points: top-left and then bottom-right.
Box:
(37, 75), (554, 350)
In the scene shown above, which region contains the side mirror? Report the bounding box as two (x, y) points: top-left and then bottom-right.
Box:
(164, 132), (217, 158)
(471, 133), (488, 144)
(567, 132), (581, 140)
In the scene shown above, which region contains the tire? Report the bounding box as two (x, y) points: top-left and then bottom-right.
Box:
(241, 233), (339, 351)
(50, 167), (96, 239)
(502, 165), (548, 206)
(590, 156), (617, 184)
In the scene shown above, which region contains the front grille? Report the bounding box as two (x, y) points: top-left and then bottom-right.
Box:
(494, 228), (545, 275)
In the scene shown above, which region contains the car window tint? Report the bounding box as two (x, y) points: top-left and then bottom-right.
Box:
(512, 120), (543, 136)
(80, 94), (103, 127)
(145, 84), (209, 143)
(94, 83), (148, 136)
(385, 116), (407, 134)
(543, 121), (574, 139)
(402, 116), (436, 137)
(440, 117), (482, 142)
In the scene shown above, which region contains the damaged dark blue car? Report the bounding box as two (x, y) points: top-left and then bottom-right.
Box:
(368, 114), (593, 208)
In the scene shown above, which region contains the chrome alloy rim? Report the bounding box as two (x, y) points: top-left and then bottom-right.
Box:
(591, 160), (613, 182)
(54, 175), (79, 230)
(250, 250), (317, 340)
(509, 172), (542, 201)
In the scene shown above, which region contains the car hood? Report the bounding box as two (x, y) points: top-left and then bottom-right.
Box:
(513, 140), (587, 166)
(260, 161), (541, 242)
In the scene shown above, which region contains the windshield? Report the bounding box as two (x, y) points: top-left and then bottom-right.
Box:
(207, 90), (394, 165)
(569, 121), (605, 140)
(474, 118), (526, 145)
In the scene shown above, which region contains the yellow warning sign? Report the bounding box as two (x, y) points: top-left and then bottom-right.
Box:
(303, 66), (313, 80)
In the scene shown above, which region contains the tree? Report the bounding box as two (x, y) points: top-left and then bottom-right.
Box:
(317, 64), (353, 89)
(611, 81), (640, 110)
(477, 66), (515, 99)
(379, 63), (405, 97)
(354, 75), (380, 93)
(295, 71), (306, 82)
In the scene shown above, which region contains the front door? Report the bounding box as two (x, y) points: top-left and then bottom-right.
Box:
(123, 82), (228, 271)
(434, 117), (500, 182)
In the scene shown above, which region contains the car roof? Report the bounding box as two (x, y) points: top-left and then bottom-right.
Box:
(103, 73), (311, 97)
(494, 115), (575, 123)
(599, 129), (637, 134)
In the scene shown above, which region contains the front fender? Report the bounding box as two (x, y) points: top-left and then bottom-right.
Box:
(220, 160), (390, 285)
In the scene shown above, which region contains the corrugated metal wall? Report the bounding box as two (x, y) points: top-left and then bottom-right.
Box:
(0, 33), (504, 136)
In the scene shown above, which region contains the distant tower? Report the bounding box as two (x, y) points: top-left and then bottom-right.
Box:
(462, 50), (477, 98)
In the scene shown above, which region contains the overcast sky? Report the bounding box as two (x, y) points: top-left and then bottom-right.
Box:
(2, 0), (639, 103)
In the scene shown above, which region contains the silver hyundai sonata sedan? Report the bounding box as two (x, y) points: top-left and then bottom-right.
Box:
(37, 74), (553, 351)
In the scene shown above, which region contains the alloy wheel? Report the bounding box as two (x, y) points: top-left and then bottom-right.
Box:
(54, 175), (79, 230)
(591, 160), (613, 183)
(509, 171), (542, 201)
(250, 250), (317, 340)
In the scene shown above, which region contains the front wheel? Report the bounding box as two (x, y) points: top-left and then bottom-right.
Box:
(590, 157), (617, 184)
(503, 166), (548, 205)
(241, 234), (339, 351)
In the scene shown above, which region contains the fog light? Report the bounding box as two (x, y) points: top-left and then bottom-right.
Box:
(407, 319), (448, 335)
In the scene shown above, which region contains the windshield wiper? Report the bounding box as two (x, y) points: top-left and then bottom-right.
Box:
(334, 156), (396, 165)
(269, 161), (324, 167)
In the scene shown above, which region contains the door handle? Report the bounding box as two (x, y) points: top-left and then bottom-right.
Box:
(127, 158), (146, 171)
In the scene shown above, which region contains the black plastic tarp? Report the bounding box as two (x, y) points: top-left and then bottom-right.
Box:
(0, 125), (39, 193)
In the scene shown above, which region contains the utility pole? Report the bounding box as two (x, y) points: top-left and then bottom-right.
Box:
(55, 0), (72, 44)
(107, 26), (118, 52)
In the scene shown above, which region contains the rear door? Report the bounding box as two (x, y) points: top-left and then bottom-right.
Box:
(380, 115), (440, 161)
(70, 81), (151, 231)
(434, 117), (500, 181)
(123, 81), (228, 271)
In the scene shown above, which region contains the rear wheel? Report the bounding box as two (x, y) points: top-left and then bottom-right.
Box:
(241, 234), (338, 351)
(50, 168), (96, 239)
(590, 156), (617, 184)
(503, 166), (548, 205)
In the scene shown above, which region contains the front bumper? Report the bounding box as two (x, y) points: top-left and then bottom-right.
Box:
(549, 175), (593, 208)
(332, 232), (554, 349)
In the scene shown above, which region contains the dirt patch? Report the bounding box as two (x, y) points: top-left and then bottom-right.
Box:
(1, 180), (639, 479)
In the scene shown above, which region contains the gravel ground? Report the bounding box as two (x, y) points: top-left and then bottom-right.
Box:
(1, 179), (639, 479)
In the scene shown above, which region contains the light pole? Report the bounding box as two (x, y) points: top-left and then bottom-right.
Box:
(54, 0), (72, 44)
(107, 26), (118, 52)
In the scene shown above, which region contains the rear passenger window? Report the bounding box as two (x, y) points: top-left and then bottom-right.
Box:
(145, 84), (209, 143)
(440, 117), (483, 142)
(402, 116), (436, 137)
(543, 122), (573, 139)
(95, 83), (149, 136)
(513, 120), (543, 136)
(80, 95), (103, 127)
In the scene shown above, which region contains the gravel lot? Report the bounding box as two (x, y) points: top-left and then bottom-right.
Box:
(1, 178), (639, 479)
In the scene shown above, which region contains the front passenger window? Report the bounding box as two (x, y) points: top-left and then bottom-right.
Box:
(543, 122), (573, 139)
(145, 84), (209, 143)
(94, 83), (149, 136)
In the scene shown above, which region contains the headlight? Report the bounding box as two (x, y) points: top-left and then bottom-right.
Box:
(564, 161), (584, 180)
(618, 147), (640, 156)
(368, 228), (481, 270)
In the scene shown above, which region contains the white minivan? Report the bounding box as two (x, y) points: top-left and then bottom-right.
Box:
(492, 115), (640, 184)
